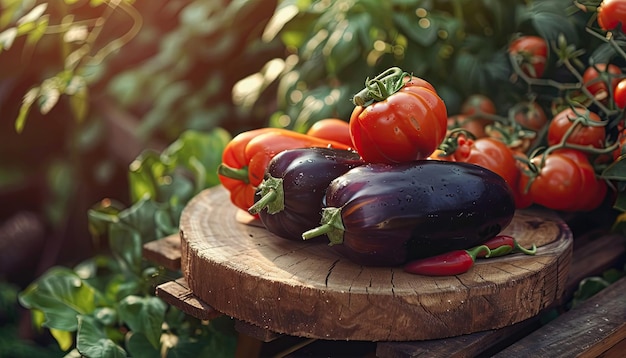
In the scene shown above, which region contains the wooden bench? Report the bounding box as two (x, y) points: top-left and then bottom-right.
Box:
(144, 225), (626, 357)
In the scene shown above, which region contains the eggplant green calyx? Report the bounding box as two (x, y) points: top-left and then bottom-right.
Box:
(301, 207), (345, 245)
(217, 164), (249, 183)
(248, 176), (284, 215)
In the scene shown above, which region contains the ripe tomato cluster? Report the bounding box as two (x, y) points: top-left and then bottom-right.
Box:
(430, 0), (626, 213)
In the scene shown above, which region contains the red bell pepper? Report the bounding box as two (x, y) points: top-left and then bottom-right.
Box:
(218, 128), (352, 212)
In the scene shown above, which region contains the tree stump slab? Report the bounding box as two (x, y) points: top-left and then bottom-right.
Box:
(180, 186), (573, 341)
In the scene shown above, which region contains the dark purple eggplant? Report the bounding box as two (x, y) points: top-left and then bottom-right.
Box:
(302, 160), (516, 266)
(248, 147), (364, 241)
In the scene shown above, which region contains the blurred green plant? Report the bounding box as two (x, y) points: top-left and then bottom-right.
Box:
(234, 0), (587, 132)
(19, 128), (236, 357)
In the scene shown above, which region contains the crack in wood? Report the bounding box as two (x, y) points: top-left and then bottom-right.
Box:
(325, 259), (340, 287)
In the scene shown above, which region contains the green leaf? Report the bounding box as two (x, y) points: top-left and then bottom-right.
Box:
(126, 331), (161, 358)
(76, 315), (127, 358)
(161, 128), (231, 189)
(16, 3), (47, 27)
(50, 328), (73, 351)
(117, 196), (160, 243)
(108, 222), (143, 275)
(18, 267), (96, 331)
(601, 156), (626, 181)
(128, 151), (167, 202)
(118, 295), (166, 349)
(0, 27), (18, 51)
(571, 276), (611, 308)
(25, 16), (48, 46)
(393, 12), (437, 46)
(15, 86), (39, 132)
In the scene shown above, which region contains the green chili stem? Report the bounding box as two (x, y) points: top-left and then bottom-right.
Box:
(467, 245), (491, 261)
(217, 164), (249, 183)
(514, 242), (537, 255)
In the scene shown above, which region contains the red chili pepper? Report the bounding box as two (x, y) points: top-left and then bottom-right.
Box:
(478, 235), (537, 258)
(217, 128), (351, 212)
(403, 245), (490, 276)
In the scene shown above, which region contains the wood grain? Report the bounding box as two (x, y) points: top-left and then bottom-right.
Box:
(180, 186), (573, 341)
(493, 276), (626, 358)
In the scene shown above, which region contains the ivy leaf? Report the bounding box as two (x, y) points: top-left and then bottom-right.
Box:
(18, 267), (96, 331)
(118, 295), (167, 349)
(108, 224), (143, 276)
(15, 87), (40, 133)
(76, 315), (127, 358)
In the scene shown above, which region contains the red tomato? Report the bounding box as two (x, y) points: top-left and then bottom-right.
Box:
(520, 153), (584, 211)
(597, 0), (626, 33)
(447, 114), (490, 139)
(437, 136), (523, 204)
(551, 149), (606, 211)
(508, 36), (548, 78)
(547, 107), (606, 148)
(614, 78), (626, 108)
(582, 63), (622, 101)
(461, 94), (497, 116)
(512, 101), (548, 131)
(306, 118), (353, 147)
(349, 76), (448, 163)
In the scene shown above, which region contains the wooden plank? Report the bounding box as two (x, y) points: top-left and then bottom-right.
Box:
(143, 234), (181, 271)
(376, 232), (626, 358)
(234, 320), (282, 343)
(562, 233), (626, 303)
(155, 278), (222, 320)
(492, 276), (626, 358)
(377, 318), (541, 358)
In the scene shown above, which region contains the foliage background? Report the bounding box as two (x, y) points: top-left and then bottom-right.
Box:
(0, 0), (623, 356)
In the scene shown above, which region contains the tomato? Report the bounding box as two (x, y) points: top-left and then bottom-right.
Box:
(512, 101), (548, 131)
(614, 78), (626, 108)
(551, 149), (606, 211)
(508, 36), (548, 78)
(306, 118), (353, 147)
(461, 94), (497, 116)
(448, 94), (497, 138)
(447, 114), (490, 138)
(519, 153), (584, 211)
(582, 63), (622, 101)
(547, 107), (606, 148)
(350, 69), (448, 164)
(437, 135), (525, 205)
(597, 0), (626, 33)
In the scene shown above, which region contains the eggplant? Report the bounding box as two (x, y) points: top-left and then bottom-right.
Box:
(249, 147), (364, 241)
(302, 160), (516, 266)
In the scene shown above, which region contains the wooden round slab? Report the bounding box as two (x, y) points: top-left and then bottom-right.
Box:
(180, 186), (572, 341)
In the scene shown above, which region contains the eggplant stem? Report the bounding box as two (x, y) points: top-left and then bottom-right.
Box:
(302, 224), (332, 241)
(247, 190), (277, 215)
(217, 164), (249, 183)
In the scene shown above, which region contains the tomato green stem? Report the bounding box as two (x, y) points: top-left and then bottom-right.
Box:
(217, 164), (249, 183)
(352, 67), (408, 107)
